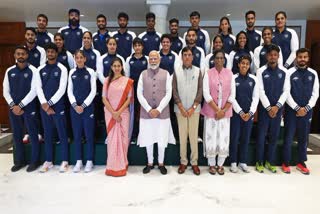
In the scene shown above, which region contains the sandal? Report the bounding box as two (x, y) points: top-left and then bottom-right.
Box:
(209, 166), (216, 175)
(217, 166), (225, 175)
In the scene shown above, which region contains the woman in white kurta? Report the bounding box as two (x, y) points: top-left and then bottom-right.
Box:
(201, 50), (235, 175)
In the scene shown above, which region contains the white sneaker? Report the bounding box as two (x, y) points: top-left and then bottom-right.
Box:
(23, 134), (29, 143)
(39, 161), (53, 173)
(73, 160), (83, 173)
(230, 162), (238, 173)
(239, 163), (250, 173)
(59, 161), (69, 173)
(84, 160), (94, 173)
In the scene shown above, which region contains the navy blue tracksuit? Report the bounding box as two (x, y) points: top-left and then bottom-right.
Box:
(36, 31), (54, 48)
(113, 30), (136, 60)
(229, 49), (253, 74)
(3, 64), (40, 164)
(68, 67), (96, 161)
(230, 73), (259, 164)
(126, 54), (148, 140)
(27, 45), (46, 68)
(82, 47), (100, 71)
(221, 33), (235, 54)
(92, 30), (111, 55)
(283, 67), (319, 164)
(256, 65), (288, 164)
(245, 29), (262, 52)
(159, 50), (179, 75)
(171, 35), (185, 54)
(37, 62), (68, 162)
(58, 25), (88, 54)
(138, 30), (161, 56)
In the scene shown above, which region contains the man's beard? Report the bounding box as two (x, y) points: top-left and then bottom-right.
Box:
(148, 63), (159, 70)
(69, 18), (79, 26)
(17, 58), (26, 63)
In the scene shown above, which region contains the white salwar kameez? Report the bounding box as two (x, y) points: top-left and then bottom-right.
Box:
(136, 71), (175, 164)
(202, 71), (235, 166)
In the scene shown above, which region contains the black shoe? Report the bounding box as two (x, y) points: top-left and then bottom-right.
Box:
(26, 162), (40, 172)
(143, 165), (154, 174)
(158, 165), (167, 175)
(11, 163), (26, 172)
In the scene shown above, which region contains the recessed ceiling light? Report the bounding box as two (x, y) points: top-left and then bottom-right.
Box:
(80, 14), (85, 17)
(226, 13), (231, 17)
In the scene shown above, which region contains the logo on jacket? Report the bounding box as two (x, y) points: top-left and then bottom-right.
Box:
(77, 31), (81, 36)
(169, 56), (173, 60)
(115, 37), (119, 41)
(261, 51), (266, 55)
(24, 73), (29, 78)
(195, 53), (200, 58)
(178, 42), (181, 47)
(30, 112), (36, 116)
(255, 36), (259, 41)
(54, 71), (59, 77)
(278, 73), (283, 79)
(45, 39), (49, 43)
(264, 74), (270, 79)
(90, 114), (94, 119)
(130, 60), (134, 65)
(94, 38), (98, 42)
(91, 55), (95, 60)
(126, 36), (130, 40)
(229, 40), (233, 45)
(143, 38), (148, 41)
(308, 76), (313, 81)
(11, 73), (16, 77)
(42, 72), (47, 76)
(104, 60), (109, 64)
(142, 60), (147, 65)
(34, 53), (39, 58)
(64, 32), (69, 36)
(284, 34), (289, 38)
(199, 35), (203, 40)
(84, 75), (89, 79)
(235, 56), (239, 60)
(62, 56), (67, 60)
(293, 76), (299, 81)
(236, 82), (240, 87)
(249, 81), (253, 87)
(155, 37), (159, 41)
(60, 111), (65, 115)
(72, 75), (77, 79)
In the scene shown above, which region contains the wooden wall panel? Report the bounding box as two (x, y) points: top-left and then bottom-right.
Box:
(0, 22), (25, 126)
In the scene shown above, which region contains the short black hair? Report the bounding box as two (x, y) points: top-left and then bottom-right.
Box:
(15, 45), (28, 53)
(275, 11), (287, 20)
(169, 18), (179, 25)
(68, 8), (80, 15)
(54, 32), (64, 40)
(37, 14), (48, 22)
(160, 34), (172, 43)
(146, 12), (155, 20)
(239, 55), (252, 64)
(25, 27), (36, 34)
(118, 12), (129, 20)
(266, 44), (280, 54)
(296, 48), (310, 57)
(187, 27), (197, 35)
(181, 46), (193, 55)
(96, 14), (106, 21)
(190, 11), (200, 18)
(245, 10), (256, 18)
(262, 26), (273, 35)
(213, 49), (225, 58)
(45, 42), (58, 52)
(133, 37), (144, 47)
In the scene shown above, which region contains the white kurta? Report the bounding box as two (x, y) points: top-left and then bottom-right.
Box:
(202, 73), (232, 158)
(136, 71), (176, 148)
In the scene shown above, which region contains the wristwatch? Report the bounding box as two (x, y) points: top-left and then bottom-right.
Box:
(192, 104), (197, 109)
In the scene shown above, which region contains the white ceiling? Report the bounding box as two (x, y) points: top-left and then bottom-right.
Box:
(0, 0), (319, 22)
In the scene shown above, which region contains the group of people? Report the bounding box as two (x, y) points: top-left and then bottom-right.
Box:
(2, 8), (319, 177)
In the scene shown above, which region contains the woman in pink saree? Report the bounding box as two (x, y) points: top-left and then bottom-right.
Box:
(102, 57), (134, 177)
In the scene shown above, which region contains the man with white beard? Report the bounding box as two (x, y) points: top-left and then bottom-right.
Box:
(137, 51), (175, 175)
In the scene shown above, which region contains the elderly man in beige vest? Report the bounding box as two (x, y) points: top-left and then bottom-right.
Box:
(172, 47), (203, 175)
(137, 51), (175, 175)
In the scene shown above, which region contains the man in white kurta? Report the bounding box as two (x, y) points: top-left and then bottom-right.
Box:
(137, 51), (175, 175)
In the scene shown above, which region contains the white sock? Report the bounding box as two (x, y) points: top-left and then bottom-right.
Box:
(158, 146), (165, 165)
(217, 157), (226, 167)
(146, 145), (154, 165)
(208, 157), (216, 166)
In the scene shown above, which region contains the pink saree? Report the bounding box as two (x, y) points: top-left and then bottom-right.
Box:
(103, 76), (134, 177)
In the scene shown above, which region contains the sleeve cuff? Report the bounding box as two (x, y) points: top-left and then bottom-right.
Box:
(294, 105), (301, 112)
(156, 107), (163, 114)
(266, 106), (271, 111)
(239, 110), (245, 115)
(71, 102), (77, 109)
(305, 105), (312, 112)
(81, 103), (87, 109)
(249, 111), (254, 117)
(48, 100), (54, 106)
(18, 102), (25, 109)
(9, 102), (15, 108)
(276, 102), (283, 109)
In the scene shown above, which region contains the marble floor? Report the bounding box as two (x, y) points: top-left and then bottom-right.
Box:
(0, 154), (319, 214)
